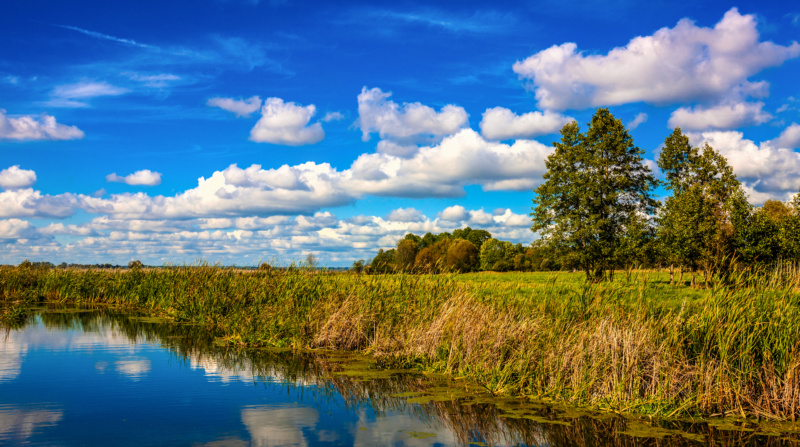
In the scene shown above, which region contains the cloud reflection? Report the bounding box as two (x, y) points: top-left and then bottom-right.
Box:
(0, 407), (62, 443)
(241, 406), (318, 447)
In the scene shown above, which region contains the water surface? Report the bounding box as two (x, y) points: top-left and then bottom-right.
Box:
(2, 307), (799, 446)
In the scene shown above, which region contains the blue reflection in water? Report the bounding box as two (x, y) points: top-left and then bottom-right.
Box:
(0, 313), (459, 446)
(2, 311), (798, 447)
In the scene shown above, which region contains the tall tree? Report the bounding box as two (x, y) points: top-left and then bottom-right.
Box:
(531, 108), (658, 281)
(657, 128), (748, 285)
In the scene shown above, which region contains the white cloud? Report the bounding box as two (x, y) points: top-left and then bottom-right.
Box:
(688, 130), (800, 203)
(0, 204), (537, 265)
(357, 87), (468, 142)
(438, 205), (469, 222)
(0, 166), (36, 190)
(49, 81), (129, 107)
(0, 189), (79, 218)
(668, 101), (772, 130)
(479, 107), (572, 140)
(0, 110), (84, 141)
(346, 129), (552, 197)
(513, 8), (800, 110)
(106, 170), (162, 186)
(79, 129), (550, 220)
(768, 123), (800, 149)
(207, 96), (262, 117)
(0, 219), (38, 239)
(249, 98), (325, 145)
(627, 113), (648, 129)
(321, 111), (344, 122)
(385, 207), (424, 222)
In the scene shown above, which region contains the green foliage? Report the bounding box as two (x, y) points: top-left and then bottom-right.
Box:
(479, 238), (516, 271)
(369, 249), (395, 274)
(350, 259), (366, 274)
(531, 108), (658, 281)
(657, 128), (749, 283)
(444, 239), (480, 272)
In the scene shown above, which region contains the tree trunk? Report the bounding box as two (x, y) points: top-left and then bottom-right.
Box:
(669, 264), (674, 285)
(690, 270), (696, 288)
(679, 267), (684, 285)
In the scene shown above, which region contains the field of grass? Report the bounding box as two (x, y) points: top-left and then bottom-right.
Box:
(2, 264), (799, 421)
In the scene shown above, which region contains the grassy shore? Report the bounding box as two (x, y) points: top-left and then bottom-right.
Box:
(2, 264), (799, 420)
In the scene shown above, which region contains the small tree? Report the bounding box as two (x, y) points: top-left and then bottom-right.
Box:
(350, 259), (365, 274)
(128, 260), (143, 270)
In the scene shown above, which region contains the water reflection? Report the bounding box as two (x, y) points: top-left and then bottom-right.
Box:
(2, 307), (800, 446)
(0, 406), (63, 442)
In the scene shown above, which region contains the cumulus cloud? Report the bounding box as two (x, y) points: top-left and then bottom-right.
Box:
(385, 207), (424, 222)
(0, 205), (536, 265)
(479, 107), (572, 140)
(357, 87), (468, 142)
(0, 219), (39, 239)
(207, 96), (262, 117)
(688, 130), (800, 202)
(668, 101), (772, 130)
(78, 129), (550, 220)
(0, 189), (79, 218)
(627, 113), (648, 129)
(768, 123), (800, 149)
(438, 205), (469, 222)
(249, 98), (325, 145)
(0, 110), (84, 141)
(106, 170), (162, 186)
(513, 8), (800, 110)
(0, 166), (36, 190)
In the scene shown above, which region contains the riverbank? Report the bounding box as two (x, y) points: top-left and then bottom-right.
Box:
(2, 264), (799, 420)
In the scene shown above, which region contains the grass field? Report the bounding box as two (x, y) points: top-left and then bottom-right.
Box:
(2, 264), (799, 420)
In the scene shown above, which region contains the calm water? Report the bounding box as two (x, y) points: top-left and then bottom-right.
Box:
(2, 308), (799, 446)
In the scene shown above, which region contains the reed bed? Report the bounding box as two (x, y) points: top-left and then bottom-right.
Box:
(2, 263), (800, 421)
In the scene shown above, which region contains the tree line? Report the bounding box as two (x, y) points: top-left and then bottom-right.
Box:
(360, 108), (800, 283)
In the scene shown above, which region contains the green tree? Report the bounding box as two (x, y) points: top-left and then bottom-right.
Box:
(369, 249), (395, 274)
(657, 128), (748, 286)
(395, 239), (419, 272)
(445, 239), (479, 272)
(479, 238), (515, 271)
(415, 239), (452, 273)
(531, 108), (659, 281)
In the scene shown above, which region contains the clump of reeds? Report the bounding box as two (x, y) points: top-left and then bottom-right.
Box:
(2, 263), (800, 420)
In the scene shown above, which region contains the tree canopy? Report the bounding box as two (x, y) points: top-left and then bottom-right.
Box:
(531, 108), (658, 281)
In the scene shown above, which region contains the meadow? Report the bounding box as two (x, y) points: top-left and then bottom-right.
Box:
(2, 263), (799, 421)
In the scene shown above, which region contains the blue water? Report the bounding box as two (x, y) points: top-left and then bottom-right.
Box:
(1, 309), (798, 446)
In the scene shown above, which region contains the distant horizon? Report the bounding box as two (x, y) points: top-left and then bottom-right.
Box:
(2, 0), (799, 266)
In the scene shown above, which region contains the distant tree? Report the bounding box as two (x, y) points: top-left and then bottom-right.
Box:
(370, 249), (396, 274)
(128, 260), (143, 270)
(737, 199), (800, 264)
(351, 259), (366, 274)
(395, 239), (419, 272)
(531, 108), (658, 281)
(305, 253), (318, 270)
(445, 239), (480, 272)
(415, 239), (452, 273)
(479, 238), (515, 271)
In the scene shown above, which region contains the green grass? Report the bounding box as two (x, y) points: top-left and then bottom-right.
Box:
(2, 263), (799, 421)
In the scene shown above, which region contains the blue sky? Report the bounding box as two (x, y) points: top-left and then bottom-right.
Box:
(1, 0), (799, 266)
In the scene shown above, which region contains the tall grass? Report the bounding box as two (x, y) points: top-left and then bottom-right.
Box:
(2, 263), (800, 420)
